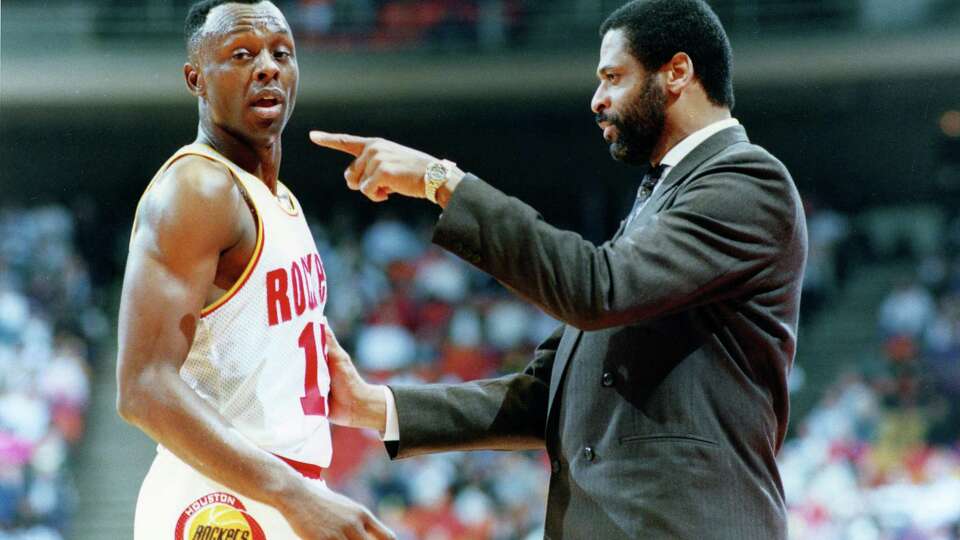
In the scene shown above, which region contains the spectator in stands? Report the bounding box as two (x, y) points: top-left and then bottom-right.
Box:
(0, 206), (96, 539)
(879, 279), (936, 338)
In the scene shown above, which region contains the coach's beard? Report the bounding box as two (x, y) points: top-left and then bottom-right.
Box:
(603, 74), (667, 166)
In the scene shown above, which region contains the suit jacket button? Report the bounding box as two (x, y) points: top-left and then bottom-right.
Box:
(602, 372), (614, 387)
(583, 446), (595, 462)
(551, 460), (561, 473)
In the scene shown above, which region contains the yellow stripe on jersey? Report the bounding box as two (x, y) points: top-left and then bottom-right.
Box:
(199, 209), (264, 318)
(130, 144), (267, 319)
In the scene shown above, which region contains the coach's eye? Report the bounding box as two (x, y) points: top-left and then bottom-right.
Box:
(232, 50), (252, 60)
(606, 73), (620, 83)
(274, 50), (291, 60)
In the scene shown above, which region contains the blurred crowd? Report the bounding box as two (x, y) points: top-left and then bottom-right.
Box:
(0, 207), (104, 539)
(288, 0), (531, 50)
(781, 373), (960, 540)
(76, 0), (960, 45)
(781, 210), (960, 540)
(800, 198), (853, 325)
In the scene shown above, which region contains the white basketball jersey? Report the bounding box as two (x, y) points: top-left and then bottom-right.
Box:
(137, 143), (332, 473)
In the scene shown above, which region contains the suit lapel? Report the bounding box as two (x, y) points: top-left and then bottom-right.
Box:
(611, 218), (629, 241)
(659, 125), (749, 195)
(625, 125), (750, 232)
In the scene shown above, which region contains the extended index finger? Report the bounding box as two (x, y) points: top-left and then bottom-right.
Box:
(309, 131), (373, 157)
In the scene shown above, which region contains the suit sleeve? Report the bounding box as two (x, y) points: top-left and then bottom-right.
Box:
(432, 159), (799, 331)
(386, 324), (563, 459)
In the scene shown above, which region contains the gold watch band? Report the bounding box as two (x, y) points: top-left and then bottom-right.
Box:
(424, 160), (457, 204)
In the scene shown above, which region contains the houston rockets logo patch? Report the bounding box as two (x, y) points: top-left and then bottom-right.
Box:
(174, 492), (266, 540)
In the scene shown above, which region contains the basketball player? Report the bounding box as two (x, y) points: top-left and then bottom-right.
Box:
(116, 1), (393, 539)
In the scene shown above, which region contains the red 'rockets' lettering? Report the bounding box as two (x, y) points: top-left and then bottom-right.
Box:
(266, 269), (291, 326)
(266, 252), (326, 327)
(315, 253), (327, 305)
(301, 255), (317, 310)
(291, 262), (306, 316)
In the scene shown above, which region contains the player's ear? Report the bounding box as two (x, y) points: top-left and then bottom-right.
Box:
(184, 62), (204, 96)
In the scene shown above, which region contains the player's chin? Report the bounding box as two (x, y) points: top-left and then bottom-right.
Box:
(246, 115), (286, 136)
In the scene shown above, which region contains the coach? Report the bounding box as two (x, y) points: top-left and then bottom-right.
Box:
(313, 1), (807, 538)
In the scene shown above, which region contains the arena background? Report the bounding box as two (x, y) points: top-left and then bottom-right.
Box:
(1, 1), (959, 538)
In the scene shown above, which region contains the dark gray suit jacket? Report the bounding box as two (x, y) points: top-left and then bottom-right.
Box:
(387, 126), (807, 539)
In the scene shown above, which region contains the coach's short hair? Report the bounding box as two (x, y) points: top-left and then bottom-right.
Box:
(185, 0), (267, 52)
(600, 0), (735, 109)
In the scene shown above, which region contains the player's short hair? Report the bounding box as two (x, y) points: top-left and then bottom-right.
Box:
(185, 0), (268, 54)
(600, 0), (735, 110)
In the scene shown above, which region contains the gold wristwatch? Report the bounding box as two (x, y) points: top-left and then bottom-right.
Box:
(424, 159), (457, 204)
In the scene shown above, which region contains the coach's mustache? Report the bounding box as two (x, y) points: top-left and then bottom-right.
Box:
(595, 112), (613, 125)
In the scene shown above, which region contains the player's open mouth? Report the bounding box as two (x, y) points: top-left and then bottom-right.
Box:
(250, 91), (284, 119)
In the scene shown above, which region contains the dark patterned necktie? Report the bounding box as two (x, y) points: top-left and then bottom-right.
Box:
(626, 164), (668, 225)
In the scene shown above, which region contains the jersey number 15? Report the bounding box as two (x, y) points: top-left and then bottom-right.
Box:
(297, 321), (328, 417)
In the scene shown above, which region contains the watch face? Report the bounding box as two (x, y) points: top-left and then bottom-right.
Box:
(428, 164), (446, 181)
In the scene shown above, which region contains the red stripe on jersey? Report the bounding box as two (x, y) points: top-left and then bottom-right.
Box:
(274, 453), (325, 480)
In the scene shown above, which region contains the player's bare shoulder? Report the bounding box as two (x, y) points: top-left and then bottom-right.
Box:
(139, 156), (240, 229)
(133, 155), (247, 260)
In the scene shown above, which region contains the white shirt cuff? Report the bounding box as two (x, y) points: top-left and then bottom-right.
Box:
(380, 385), (400, 442)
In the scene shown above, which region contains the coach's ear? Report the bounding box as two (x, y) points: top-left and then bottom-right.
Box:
(184, 63), (204, 97)
(663, 52), (695, 98)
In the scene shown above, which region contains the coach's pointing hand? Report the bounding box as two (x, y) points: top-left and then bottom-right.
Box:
(309, 131), (464, 205)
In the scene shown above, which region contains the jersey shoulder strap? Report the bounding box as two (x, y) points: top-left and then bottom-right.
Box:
(129, 144), (261, 246)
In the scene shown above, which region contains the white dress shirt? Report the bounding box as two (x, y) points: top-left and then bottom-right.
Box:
(381, 384), (399, 440)
(380, 117), (741, 442)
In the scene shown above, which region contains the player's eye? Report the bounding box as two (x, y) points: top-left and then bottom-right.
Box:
(606, 73), (620, 83)
(274, 50), (291, 60)
(232, 50), (252, 60)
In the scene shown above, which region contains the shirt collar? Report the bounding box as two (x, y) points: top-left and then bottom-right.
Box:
(659, 117), (740, 169)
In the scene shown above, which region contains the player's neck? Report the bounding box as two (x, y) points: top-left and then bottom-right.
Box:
(196, 125), (281, 194)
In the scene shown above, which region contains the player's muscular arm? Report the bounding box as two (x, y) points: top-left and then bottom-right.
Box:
(117, 157), (287, 498)
(117, 158), (392, 540)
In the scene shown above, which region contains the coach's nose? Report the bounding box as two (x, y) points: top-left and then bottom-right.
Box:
(254, 49), (280, 83)
(591, 83), (609, 115)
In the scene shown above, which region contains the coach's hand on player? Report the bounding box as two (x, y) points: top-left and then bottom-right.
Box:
(323, 324), (389, 433)
(309, 131), (457, 203)
(280, 481), (395, 540)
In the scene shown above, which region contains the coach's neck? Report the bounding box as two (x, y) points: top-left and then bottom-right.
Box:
(650, 84), (730, 166)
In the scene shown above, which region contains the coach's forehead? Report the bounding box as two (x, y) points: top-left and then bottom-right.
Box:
(203, 1), (291, 41)
(599, 29), (630, 65)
